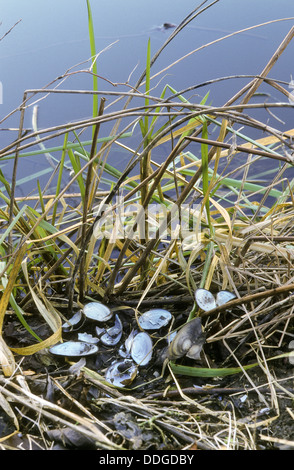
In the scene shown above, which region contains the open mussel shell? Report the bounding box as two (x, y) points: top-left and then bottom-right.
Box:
(195, 288), (236, 312)
(49, 341), (98, 357)
(216, 290), (236, 306)
(167, 317), (205, 361)
(99, 314), (123, 346)
(138, 308), (172, 330)
(62, 310), (84, 332)
(118, 329), (136, 358)
(195, 289), (216, 312)
(119, 330), (153, 366)
(105, 360), (137, 388)
(83, 302), (113, 323)
(130, 332), (153, 366)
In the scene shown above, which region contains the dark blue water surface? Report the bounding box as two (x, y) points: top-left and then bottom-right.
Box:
(0, 0), (294, 196)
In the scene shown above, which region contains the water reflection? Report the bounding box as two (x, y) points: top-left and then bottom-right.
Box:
(0, 0), (293, 197)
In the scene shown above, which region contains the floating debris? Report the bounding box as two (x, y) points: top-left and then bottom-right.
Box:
(49, 341), (98, 357)
(138, 308), (172, 330)
(167, 317), (205, 361)
(105, 360), (137, 388)
(163, 22), (177, 29)
(195, 288), (236, 312)
(154, 22), (177, 31)
(83, 302), (113, 322)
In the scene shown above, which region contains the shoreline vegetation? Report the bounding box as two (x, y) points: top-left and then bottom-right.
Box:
(0, 0), (293, 450)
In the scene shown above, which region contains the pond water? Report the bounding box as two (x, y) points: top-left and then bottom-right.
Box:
(0, 0), (294, 197)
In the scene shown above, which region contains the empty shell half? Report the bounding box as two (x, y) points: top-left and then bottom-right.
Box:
(83, 302), (113, 322)
(195, 288), (236, 312)
(118, 329), (136, 358)
(215, 290), (236, 306)
(130, 332), (153, 366)
(138, 308), (172, 330)
(99, 314), (123, 346)
(49, 341), (98, 357)
(167, 317), (205, 361)
(62, 310), (84, 332)
(78, 332), (99, 344)
(105, 360), (137, 388)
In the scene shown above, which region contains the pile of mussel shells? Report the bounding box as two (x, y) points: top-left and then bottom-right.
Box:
(49, 304), (174, 388)
(49, 288), (236, 388)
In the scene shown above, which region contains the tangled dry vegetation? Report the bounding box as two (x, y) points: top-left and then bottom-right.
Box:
(0, 2), (294, 450)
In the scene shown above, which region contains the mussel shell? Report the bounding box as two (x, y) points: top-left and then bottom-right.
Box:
(105, 360), (137, 388)
(100, 314), (123, 346)
(49, 341), (98, 357)
(195, 288), (236, 312)
(167, 331), (177, 344)
(195, 288), (216, 312)
(130, 332), (153, 366)
(95, 325), (106, 337)
(125, 329), (136, 353)
(138, 309), (172, 330)
(83, 302), (113, 322)
(78, 332), (99, 344)
(216, 290), (236, 306)
(62, 310), (84, 332)
(118, 329), (136, 358)
(167, 317), (205, 361)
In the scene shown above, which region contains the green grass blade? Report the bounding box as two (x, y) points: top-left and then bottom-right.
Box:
(0, 205), (27, 246)
(52, 132), (68, 225)
(170, 350), (294, 377)
(67, 148), (85, 201)
(0, 255), (42, 342)
(9, 293), (43, 342)
(86, 0), (98, 122)
(1, 134), (133, 162)
(170, 361), (258, 377)
(0, 168), (53, 194)
(144, 38), (151, 139)
(201, 120), (213, 234)
(37, 180), (46, 214)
